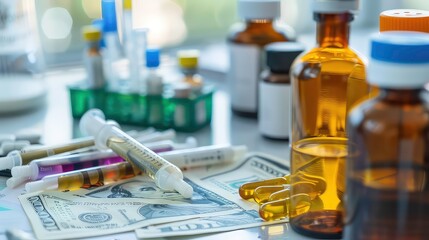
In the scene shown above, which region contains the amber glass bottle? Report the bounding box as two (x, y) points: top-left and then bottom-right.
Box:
(345, 32), (429, 240)
(228, 0), (293, 117)
(289, 0), (368, 238)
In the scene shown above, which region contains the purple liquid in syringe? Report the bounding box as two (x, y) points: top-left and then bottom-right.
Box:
(37, 156), (124, 179)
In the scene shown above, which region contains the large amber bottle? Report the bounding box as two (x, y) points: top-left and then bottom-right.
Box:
(345, 32), (429, 240)
(289, 0), (369, 238)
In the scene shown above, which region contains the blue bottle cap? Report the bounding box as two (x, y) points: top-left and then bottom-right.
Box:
(371, 31), (429, 64)
(368, 31), (429, 88)
(146, 49), (160, 68)
(91, 19), (106, 48)
(101, 0), (117, 33)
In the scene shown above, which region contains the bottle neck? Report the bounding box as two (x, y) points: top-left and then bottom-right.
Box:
(380, 88), (424, 104)
(86, 41), (100, 51)
(245, 19), (275, 30)
(181, 67), (197, 76)
(315, 13), (352, 48)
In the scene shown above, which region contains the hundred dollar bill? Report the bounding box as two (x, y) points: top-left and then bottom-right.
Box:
(136, 210), (288, 238)
(134, 153), (290, 238)
(18, 178), (240, 240)
(185, 152), (290, 210)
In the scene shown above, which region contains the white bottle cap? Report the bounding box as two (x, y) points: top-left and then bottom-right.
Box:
(367, 32), (429, 89)
(6, 177), (27, 189)
(25, 177), (58, 193)
(11, 165), (32, 178)
(232, 145), (248, 161)
(238, 0), (280, 20)
(0, 151), (23, 170)
(312, 0), (359, 13)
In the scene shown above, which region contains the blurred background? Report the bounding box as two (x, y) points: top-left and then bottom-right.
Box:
(33, 0), (429, 70)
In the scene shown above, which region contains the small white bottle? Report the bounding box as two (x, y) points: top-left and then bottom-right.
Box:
(259, 42), (304, 140)
(145, 48), (164, 126)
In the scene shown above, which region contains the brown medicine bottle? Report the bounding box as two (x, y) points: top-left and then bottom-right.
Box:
(289, 0), (369, 238)
(345, 32), (429, 240)
(228, 0), (293, 118)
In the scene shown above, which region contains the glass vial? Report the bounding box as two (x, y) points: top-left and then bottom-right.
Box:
(177, 49), (203, 92)
(259, 42), (304, 140)
(289, 0), (368, 238)
(345, 32), (429, 240)
(228, 0), (293, 118)
(145, 48), (164, 127)
(82, 26), (105, 89)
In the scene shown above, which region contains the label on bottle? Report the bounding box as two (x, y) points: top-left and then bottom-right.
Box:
(227, 43), (262, 113)
(84, 54), (105, 88)
(174, 104), (186, 127)
(259, 81), (291, 139)
(0, 0), (34, 54)
(195, 100), (206, 125)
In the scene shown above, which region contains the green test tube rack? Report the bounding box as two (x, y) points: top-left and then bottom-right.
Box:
(68, 83), (214, 132)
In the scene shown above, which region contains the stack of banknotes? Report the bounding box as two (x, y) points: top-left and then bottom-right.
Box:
(19, 153), (290, 239)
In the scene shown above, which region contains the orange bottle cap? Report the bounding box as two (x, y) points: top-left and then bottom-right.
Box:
(380, 9), (429, 33)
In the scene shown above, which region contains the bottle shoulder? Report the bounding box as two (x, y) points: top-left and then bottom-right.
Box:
(348, 97), (429, 132)
(296, 47), (366, 65)
(227, 22), (292, 46)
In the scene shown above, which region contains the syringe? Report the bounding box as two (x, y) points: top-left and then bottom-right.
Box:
(25, 161), (140, 192)
(80, 109), (193, 198)
(0, 127), (158, 171)
(8, 138), (198, 188)
(8, 150), (123, 188)
(0, 137), (96, 171)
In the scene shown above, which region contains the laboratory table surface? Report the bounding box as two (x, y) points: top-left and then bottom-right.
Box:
(0, 27), (377, 239)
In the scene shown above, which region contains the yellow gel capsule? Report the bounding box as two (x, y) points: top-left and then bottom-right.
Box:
(291, 172), (327, 195)
(259, 193), (312, 221)
(259, 198), (289, 221)
(269, 188), (291, 201)
(254, 184), (290, 204)
(239, 175), (290, 200)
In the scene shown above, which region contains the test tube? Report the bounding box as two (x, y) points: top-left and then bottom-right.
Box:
(25, 161), (140, 192)
(8, 151), (124, 188)
(0, 137), (96, 170)
(80, 109), (193, 198)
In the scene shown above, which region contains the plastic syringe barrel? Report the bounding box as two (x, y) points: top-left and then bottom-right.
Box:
(79, 109), (194, 198)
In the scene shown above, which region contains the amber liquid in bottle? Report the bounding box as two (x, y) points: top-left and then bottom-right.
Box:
(346, 89), (429, 240)
(228, 19), (291, 117)
(290, 13), (369, 238)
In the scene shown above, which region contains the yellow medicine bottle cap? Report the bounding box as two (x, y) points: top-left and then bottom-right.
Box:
(123, 0), (132, 10)
(82, 26), (101, 41)
(177, 50), (199, 68)
(380, 9), (429, 33)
